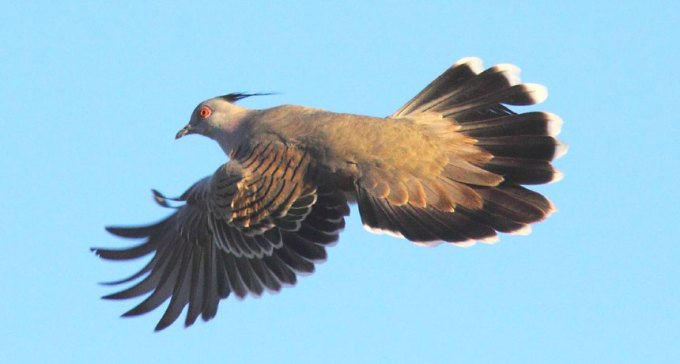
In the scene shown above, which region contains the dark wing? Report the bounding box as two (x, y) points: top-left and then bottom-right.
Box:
(93, 145), (349, 331)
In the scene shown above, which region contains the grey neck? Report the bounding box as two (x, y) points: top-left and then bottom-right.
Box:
(214, 113), (254, 157)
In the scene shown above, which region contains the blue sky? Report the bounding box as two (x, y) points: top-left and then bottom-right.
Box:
(1, 1), (678, 363)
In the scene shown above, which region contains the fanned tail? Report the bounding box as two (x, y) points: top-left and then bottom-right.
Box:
(358, 57), (566, 245)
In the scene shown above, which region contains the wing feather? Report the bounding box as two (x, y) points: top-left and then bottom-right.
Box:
(93, 142), (349, 330)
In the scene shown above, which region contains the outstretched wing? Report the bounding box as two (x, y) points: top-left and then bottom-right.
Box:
(93, 144), (349, 331)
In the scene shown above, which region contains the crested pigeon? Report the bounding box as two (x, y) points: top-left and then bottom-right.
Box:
(93, 57), (566, 331)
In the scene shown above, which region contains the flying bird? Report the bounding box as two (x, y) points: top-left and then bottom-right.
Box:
(93, 57), (566, 331)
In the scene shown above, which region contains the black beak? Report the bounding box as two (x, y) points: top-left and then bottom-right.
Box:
(175, 125), (192, 139)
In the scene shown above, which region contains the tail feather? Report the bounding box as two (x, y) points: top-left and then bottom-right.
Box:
(391, 58), (548, 119)
(458, 111), (565, 184)
(356, 182), (554, 245)
(459, 112), (563, 138)
(423, 64), (524, 113)
(357, 57), (564, 245)
(442, 84), (547, 116)
(457, 208), (528, 234)
(476, 187), (548, 224)
(483, 157), (558, 184)
(476, 135), (562, 161)
(357, 188), (492, 244)
(392, 57), (483, 118)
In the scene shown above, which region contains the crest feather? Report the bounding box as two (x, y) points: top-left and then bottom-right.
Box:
(218, 92), (275, 103)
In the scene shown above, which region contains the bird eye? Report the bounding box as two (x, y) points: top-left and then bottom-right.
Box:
(199, 105), (212, 118)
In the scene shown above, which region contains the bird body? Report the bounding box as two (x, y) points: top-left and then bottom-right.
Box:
(224, 105), (469, 191)
(94, 57), (566, 330)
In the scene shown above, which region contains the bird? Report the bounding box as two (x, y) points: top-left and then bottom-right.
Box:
(92, 57), (566, 331)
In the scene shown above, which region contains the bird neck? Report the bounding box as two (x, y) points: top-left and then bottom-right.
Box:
(214, 108), (254, 157)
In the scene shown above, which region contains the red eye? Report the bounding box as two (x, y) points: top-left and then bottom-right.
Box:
(199, 105), (212, 118)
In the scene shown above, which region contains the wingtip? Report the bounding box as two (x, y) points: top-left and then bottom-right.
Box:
(90, 247), (111, 261)
(98, 281), (118, 287)
(151, 189), (175, 208)
(104, 225), (130, 236)
(120, 308), (140, 318)
(155, 317), (179, 331)
(102, 293), (117, 299)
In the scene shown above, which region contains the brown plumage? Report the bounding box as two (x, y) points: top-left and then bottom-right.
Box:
(93, 57), (565, 330)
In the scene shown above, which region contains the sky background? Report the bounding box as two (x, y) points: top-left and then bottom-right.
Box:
(1, 1), (679, 363)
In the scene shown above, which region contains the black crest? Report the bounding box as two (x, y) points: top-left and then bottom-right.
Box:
(218, 92), (275, 103)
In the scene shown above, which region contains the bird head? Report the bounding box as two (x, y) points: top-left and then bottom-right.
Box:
(176, 93), (270, 140)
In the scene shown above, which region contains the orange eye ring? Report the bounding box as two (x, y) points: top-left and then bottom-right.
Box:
(198, 105), (212, 118)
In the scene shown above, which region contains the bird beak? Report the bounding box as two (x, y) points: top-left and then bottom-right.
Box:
(175, 125), (192, 139)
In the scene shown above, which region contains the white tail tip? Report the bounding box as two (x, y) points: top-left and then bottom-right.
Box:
(479, 235), (500, 244)
(510, 225), (532, 236)
(454, 57), (484, 74)
(524, 83), (548, 104)
(550, 169), (564, 184)
(448, 239), (477, 248)
(554, 142), (569, 160)
(493, 64), (522, 86)
(545, 112), (564, 136)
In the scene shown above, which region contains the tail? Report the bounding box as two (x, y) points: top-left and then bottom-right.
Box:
(356, 57), (566, 246)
